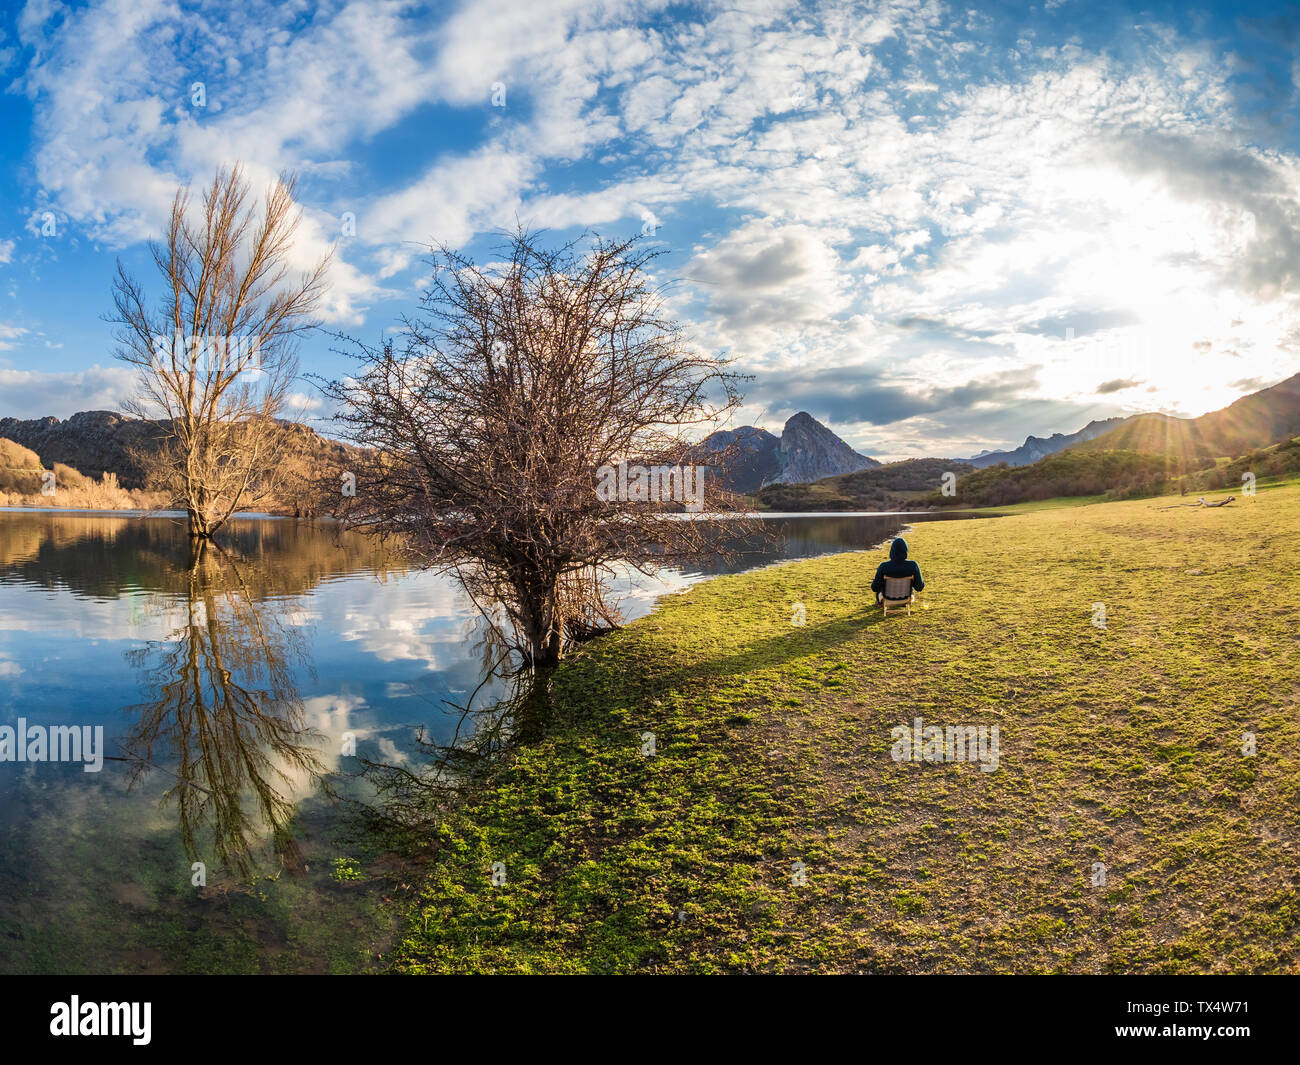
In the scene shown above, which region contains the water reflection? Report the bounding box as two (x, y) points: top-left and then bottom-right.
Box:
(119, 540), (323, 879)
(0, 510), (402, 599)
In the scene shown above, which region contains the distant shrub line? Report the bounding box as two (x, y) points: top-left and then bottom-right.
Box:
(925, 437), (1300, 508)
(921, 449), (1185, 508)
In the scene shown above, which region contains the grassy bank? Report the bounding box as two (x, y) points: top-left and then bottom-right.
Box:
(390, 487), (1300, 973)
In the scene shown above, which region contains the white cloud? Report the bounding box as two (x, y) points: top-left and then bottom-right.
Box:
(364, 146), (536, 265)
(686, 220), (854, 356)
(0, 322), (28, 350)
(15, 0), (439, 320)
(0, 364), (136, 417)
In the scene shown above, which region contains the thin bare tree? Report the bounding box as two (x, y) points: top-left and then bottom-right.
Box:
(326, 228), (763, 668)
(111, 164), (330, 538)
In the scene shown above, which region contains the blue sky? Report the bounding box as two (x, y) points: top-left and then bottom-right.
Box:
(0, 0), (1298, 459)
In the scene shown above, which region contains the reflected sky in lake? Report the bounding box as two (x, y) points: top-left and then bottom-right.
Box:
(0, 508), (994, 972)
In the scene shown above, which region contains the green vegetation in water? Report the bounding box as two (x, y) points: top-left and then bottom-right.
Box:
(331, 858), (365, 883)
(0, 782), (398, 975)
(389, 486), (1300, 974)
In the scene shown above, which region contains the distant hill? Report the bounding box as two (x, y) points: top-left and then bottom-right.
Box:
(925, 374), (1300, 507)
(0, 433), (161, 508)
(756, 457), (974, 511)
(0, 411), (163, 485)
(1065, 413), (1217, 467)
(1069, 372), (1300, 463)
(964, 417), (1129, 468)
(697, 411), (878, 492)
(1183, 435), (1300, 492)
(0, 410), (358, 515)
(0, 437), (47, 494)
(921, 448), (1185, 508)
(1201, 372), (1300, 453)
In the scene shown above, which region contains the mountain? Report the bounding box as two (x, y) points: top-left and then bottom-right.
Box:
(693, 425), (782, 494)
(697, 412), (879, 492)
(923, 374), (1300, 508)
(0, 410), (358, 517)
(1065, 412), (1216, 466)
(952, 374), (1300, 474)
(1069, 372), (1300, 463)
(778, 411), (881, 484)
(964, 417), (1129, 468)
(0, 410), (162, 485)
(1200, 372), (1300, 453)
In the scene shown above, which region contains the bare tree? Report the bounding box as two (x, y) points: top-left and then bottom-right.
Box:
(111, 164), (330, 539)
(326, 228), (762, 667)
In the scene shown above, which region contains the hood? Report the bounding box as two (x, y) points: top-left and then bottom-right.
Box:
(889, 537), (908, 561)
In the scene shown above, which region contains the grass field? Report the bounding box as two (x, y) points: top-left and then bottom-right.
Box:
(389, 485), (1300, 973)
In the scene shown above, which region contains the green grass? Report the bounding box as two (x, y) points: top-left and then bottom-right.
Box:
(961, 493), (1111, 515)
(389, 487), (1300, 974)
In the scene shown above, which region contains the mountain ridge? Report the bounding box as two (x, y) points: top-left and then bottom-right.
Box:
(10, 372), (1299, 504)
(1066, 372), (1300, 463)
(697, 411), (879, 492)
(0, 409), (355, 494)
(962, 417), (1130, 468)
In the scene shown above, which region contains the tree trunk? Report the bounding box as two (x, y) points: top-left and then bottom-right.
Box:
(521, 615), (563, 668)
(516, 573), (563, 667)
(186, 534), (208, 571)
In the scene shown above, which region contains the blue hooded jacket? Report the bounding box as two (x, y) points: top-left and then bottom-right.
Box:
(872, 537), (924, 598)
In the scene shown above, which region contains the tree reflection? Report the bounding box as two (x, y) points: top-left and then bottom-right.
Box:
(121, 539), (325, 880)
(347, 605), (552, 852)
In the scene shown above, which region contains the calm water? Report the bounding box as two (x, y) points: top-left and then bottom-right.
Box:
(0, 508), (993, 973)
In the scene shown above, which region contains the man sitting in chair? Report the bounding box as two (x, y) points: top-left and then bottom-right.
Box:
(871, 537), (925, 609)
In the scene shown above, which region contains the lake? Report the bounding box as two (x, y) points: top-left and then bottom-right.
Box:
(0, 507), (995, 973)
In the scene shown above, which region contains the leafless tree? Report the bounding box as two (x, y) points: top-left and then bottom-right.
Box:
(326, 228), (763, 667)
(111, 164), (330, 538)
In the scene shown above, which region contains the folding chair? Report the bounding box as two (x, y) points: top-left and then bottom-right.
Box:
(880, 574), (915, 616)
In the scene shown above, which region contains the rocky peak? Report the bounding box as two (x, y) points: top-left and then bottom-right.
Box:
(775, 411), (880, 484)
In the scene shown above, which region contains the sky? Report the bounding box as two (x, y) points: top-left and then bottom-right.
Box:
(0, 0), (1298, 460)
